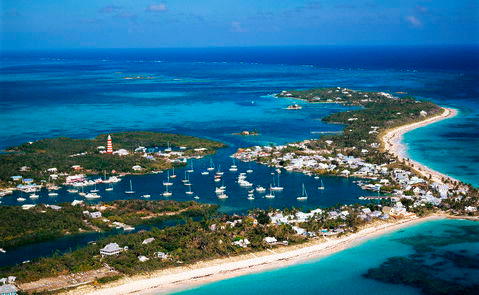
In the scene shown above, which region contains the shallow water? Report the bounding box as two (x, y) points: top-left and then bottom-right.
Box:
(0, 47), (477, 267)
(174, 219), (479, 295)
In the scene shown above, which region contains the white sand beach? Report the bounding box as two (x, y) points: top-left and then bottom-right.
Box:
(64, 216), (437, 295)
(382, 107), (459, 184)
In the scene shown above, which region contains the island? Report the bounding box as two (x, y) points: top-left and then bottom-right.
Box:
(0, 90), (477, 295)
(0, 199), (217, 250)
(232, 130), (260, 136)
(0, 131), (225, 191)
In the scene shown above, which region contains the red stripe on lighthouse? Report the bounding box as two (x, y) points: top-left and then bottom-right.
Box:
(106, 135), (113, 153)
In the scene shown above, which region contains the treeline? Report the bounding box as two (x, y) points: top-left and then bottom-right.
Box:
(0, 200), (217, 250)
(0, 131), (225, 185)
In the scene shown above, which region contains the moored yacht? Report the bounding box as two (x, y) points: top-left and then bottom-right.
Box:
(318, 179), (325, 190)
(297, 183), (308, 201)
(125, 180), (135, 194)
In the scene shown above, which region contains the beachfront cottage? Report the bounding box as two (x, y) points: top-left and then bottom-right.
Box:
(232, 238), (250, 248)
(100, 243), (123, 256)
(0, 284), (17, 295)
(263, 237), (277, 245)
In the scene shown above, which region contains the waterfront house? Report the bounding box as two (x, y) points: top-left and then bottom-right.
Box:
(232, 238), (251, 248)
(263, 237), (277, 245)
(100, 243), (123, 256)
(10, 176), (22, 181)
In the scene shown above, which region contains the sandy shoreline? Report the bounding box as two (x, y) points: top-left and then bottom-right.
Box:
(64, 216), (438, 295)
(382, 107), (459, 184)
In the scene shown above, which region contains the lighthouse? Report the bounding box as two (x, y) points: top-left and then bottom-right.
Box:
(106, 135), (113, 154)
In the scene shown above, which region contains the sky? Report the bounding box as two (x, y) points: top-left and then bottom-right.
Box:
(0, 0), (478, 50)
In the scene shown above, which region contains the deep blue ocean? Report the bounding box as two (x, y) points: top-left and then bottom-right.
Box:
(0, 46), (478, 292)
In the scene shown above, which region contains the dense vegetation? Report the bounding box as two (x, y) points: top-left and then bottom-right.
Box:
(0, 209), (310, 283)
(278, 87), (442, 165)
(0, 200), (217, 250)
(0, 131), (225, 187)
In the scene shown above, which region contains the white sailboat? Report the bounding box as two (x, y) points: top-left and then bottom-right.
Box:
(318, 179), (325, 190)
(105, 183), (113, 191)
(270, 174), (284, 191)
(265, 187), (275, 199)
(216, 165), (224, 176)
(297, 183), (308, 201)
(163, 186), (172, 197)
(229, 159), (238, 172)
(29, 193), (39, 199)
(165, 141), (172, 152)
(217, 193), (228, 199)
(90, 183), (99, 193)
(256, 186), (266, 193)
(186, 185), (193, 195)
(170, 167), (177, 178)
(187, 161), (194, 173)
(125, 180), (135, 194)
(163, 171), (173, 186)
(207, 159), (215, 171)
(182, 171), (189, 183)
(85, 192), (101, 199)
(246, 163), (253, 174)
(141, 194), (151, 198)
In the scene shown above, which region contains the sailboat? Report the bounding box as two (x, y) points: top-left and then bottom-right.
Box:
(186, 185), (194, 195)
(207, 159), (215, 171)
(79, 186), (86, 196)
(246, 163), (253, 174)
(187, 161), (194, 173)
(318, 179), (325, 190)
(216, 165), (224, 176)
(217, 192), (228, 199)
(125, 180), (135, 194)
(270, 174), (284, 191)
(165, 141), (172, 152)
(229, 159), (238, 172)
(182, 171), (189, 183)
(162, 186), (172, 197)
(105, 183), (113, 191)
(90, 183), (99, 193)
(29, 193), (39, 199)
(256, 186), (266, 193)
(163, 171), (173, 186)
(297, 183), (308, 200)
(170, 167), (177, 178)
(265, 187), (275, 199)
(184, 172), (192, 186)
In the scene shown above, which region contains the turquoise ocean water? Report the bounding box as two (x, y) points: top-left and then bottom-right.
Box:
(175, 219), (479, 295)
(0, 47), (478, 291)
